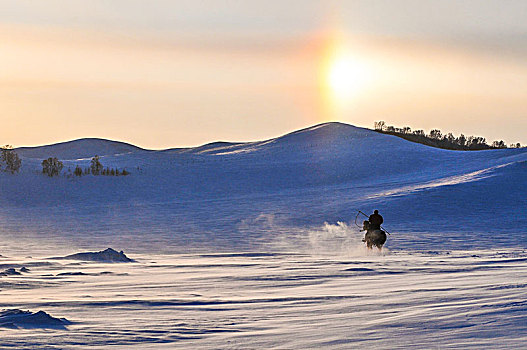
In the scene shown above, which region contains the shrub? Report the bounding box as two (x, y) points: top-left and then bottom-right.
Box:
(74, 165), (83, 176)
(42, 157), (64, 177)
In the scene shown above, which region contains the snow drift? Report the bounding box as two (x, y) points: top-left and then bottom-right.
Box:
(0, 309), (70, 329)
(57, 248), (134, 263)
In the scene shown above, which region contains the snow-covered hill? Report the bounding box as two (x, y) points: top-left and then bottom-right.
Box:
(16, 138), (146, 160)
(0, 122), (525, 252)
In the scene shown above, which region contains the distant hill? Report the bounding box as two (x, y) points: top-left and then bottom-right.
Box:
(16, 138), (146, 160)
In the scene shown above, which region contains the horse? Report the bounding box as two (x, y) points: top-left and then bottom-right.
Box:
(361, 220), (387, 249)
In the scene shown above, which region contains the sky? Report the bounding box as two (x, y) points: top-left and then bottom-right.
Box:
(1, 0), (526, 148)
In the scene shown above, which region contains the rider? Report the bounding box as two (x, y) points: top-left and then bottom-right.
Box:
(368, 210), (383, 230)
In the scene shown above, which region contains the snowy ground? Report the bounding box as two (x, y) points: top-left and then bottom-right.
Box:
(1, 123), (526, 348)
(2, 248), (527, 349)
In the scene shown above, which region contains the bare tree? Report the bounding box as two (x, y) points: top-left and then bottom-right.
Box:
(1, 145), (22, 174)
(374, 121), (386, 131)
(42, 157), (64, 177)
(429, 129), (442, 140)
(90, 155), (103, 175)
(491, 140), (507, 149)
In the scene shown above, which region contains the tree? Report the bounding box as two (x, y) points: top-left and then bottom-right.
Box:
(457, 134), (466, 148)
(492, 140), (507, 149)
(445, 133), (455, 144)
(42, 157), (64, 177)
(429, 129), (442, 140)
(90, 155), (103, 175)
(374, 121), (386, 131)
(1, 145), (22, 174)
(467, 136), (487, 150)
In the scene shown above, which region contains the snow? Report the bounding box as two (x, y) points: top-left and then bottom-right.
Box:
(0, 309), (70, 329)
(1, 251), (527, 348)
(16, 138), (146, 160)
(0, 122), (526, 348)
(0, 268), (21, 276)
(56, 248), (135, 263)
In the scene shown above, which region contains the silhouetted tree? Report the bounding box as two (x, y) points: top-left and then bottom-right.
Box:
(374, 121), (386, 131)
(445, 133), (455, 144)
(90, 155), (103, 175)
(41, 157), (63, 177)
(457, 134), (466, 148)
(492, 140), (507, 149)
(429, 129), (442, 140)
(1, 145), (21, 174)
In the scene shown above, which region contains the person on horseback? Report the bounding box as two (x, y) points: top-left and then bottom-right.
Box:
(368, 210), (383, 230)
(356, 209), (387, 249)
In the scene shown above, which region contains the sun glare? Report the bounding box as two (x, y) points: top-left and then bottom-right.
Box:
(319, 40), (374, 118)
(326, 49), (370, 105)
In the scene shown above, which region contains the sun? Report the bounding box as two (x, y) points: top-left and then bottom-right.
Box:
(328, 53), (363, 101)
(326, 49), (370, 105)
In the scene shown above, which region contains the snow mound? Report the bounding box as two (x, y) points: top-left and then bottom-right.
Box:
(0, 268), (21, 276)
(0, 309), (70, 329)
(16, 138), (145, 160)
(61, 248), (134, 263)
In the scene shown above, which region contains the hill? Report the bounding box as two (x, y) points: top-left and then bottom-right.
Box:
(1, 122), (526, 252)
(16, 138), (146, 160)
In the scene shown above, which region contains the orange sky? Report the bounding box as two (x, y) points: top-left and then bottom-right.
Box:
(1, 1), (526, 148)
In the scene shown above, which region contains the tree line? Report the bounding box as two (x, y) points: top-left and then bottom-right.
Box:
(373, 121), (522, 151)
(0, 146), (129, 177)
(42, 155), (130, 177)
